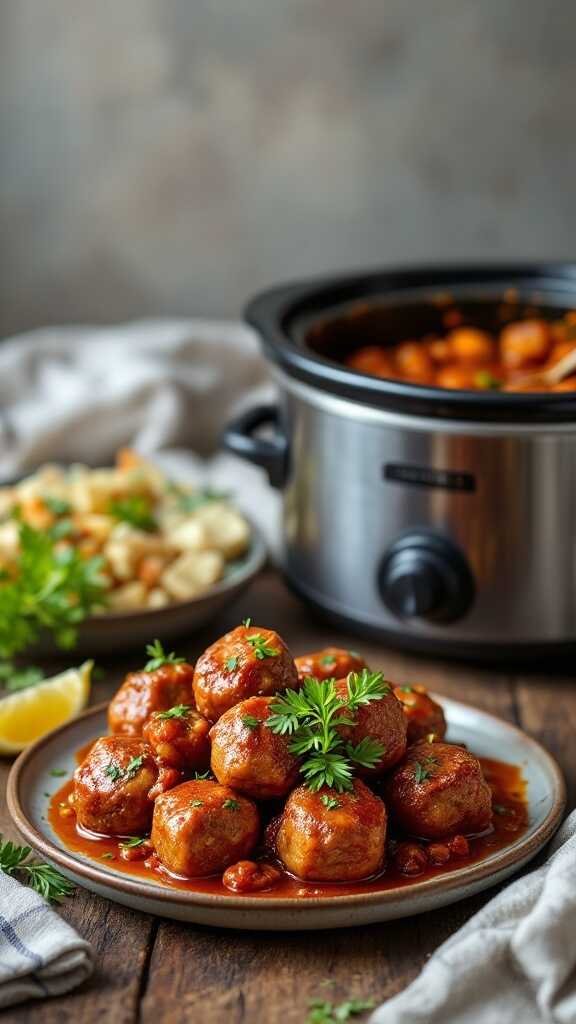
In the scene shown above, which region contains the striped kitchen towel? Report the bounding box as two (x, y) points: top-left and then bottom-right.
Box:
(0, 871), (93, 1009)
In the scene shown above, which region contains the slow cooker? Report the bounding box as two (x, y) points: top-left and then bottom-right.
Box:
(224, 265), (576, 659)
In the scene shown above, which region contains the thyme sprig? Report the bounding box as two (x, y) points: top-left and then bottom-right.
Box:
(144, 640), (186, 672)
(0, 836), (74, 903)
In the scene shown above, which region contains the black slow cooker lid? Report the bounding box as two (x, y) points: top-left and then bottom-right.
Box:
(245, 264), (576, 423)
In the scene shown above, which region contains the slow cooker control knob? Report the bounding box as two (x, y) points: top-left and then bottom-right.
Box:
(378, 533), (474, 624)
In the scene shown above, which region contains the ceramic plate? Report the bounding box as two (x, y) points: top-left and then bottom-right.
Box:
(35, 522), (267, 656)
(7, 698), (565, 931)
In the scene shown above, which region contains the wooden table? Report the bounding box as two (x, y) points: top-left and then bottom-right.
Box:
(1, 570), (574, 1024)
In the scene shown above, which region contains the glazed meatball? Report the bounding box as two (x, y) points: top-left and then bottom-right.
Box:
(73, 736), (158, 836)
(143, 705), (211, 771)
(386, 741), (492, 840)
(108, 661), (195, 737)
(151, 780), (259, 877)
(393, 684), (447, 744)
(193, 624), (298, 721)
(295, 647), (368, 684)
(500, 319), (551, 369)
(210, 696), (300, 799)
(276, 780), (386, 882)
(335, 677), (407, 775)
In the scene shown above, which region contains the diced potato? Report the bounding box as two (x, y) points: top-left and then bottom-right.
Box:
(0, 521), (19, 560)
(108, 581), (148, 611)
(147, 587), (170, 609)
(161, 550), (224, 602)
(168, 518), (208, 552)
(104, 525), (172, 581)
(193, 506), (250, 559)
(73, 513), (115, 544)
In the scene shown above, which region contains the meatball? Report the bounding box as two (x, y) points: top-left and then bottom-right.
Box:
(335, 677), (407, 775)
(143, 705), (211, 770)
(386, 741), (492, 840)
(108, 661), (195, 736)
(73, 736), (158, 836)
(393, 342), (434, 384)
(193, 624), (298, 721)
(210, 696), (300, 799)
(448, 328), (495, 366)
(500, 319), (551, 369)
(393, 684), (447, 744)
(151, 779), (259, 877)
(295, 647), (368, 684)
(276, 780), (386, 882)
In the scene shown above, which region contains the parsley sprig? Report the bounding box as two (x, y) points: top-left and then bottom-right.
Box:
(0, 835), (74, 903)
(267, 670), (389, 792)
(108, 495), (157, 532)
(245, 632), (280, 660)
(104, 754), (145, 783)
(413, 754), (439, 783)
(0, 519), (108, 659)
(144, 640), (185, 672)
(156, 704), (191, 720)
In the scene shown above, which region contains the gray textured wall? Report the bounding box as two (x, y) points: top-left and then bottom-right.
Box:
(0, 1), (574, 334)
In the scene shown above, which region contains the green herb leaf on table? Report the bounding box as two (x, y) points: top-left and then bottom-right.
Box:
(156, 704), (191, 720)
(307, 998), (375, 1023)
(0, 520), (108, 660)
(0, 835), (74, 903)
(144, 640), (185, 672)
(108, 495), (157, 532)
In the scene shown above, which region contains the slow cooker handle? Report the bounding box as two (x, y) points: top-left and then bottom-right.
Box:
(222, 404), (288, 489)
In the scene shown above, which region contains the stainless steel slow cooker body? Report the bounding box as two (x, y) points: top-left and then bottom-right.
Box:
(226, 265), (576, 658)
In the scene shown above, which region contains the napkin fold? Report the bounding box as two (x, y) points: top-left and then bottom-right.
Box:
(371, 809), (576, 1024)
(0, 871), (94, 1009)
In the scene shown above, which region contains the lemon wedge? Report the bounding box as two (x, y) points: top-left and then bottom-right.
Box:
(0, 661), (92, 755)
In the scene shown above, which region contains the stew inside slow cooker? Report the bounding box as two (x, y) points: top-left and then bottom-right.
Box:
(306, 292), (576, 392)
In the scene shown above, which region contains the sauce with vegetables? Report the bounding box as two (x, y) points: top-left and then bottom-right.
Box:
(343, 310), (576, 392)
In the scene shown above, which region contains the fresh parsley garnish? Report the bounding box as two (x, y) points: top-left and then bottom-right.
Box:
(267, 671), (388, 792)
(49, 768), (67, 778)
(119, 836), (146, 849)
(0, 663), (44, 692)
(475, 370), (502, 391)
(0, 835), (74, 903)
(398, 685), (413, 693)
(100, 852), (114, 860)
(44, 496), (72, 517)
(173, 487), (230, 514)
(156, 704), (191, 720)
(226, 656), (239, 671)
(105, 756), (144, 783)
(413, 755), (439, 783)
(307, 998), (375, 1023)
(320, 655), (337, 668)
(144, 640), (185, 672)
(0, 519), (108, 659)
(246, 632), (280, 660)
(242, 617), (252, 628)
(49, 519), (74, 541)
(223, 798), (240, 811)
(241, 714), (260, 730)
(108, 494), (157, 532)
(104, 763), (124, 782)
(192, 769), (213, 780)
(320, 794), (341, 810)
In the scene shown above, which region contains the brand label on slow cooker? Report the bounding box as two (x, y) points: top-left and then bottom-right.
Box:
(383, 463), (476, 492)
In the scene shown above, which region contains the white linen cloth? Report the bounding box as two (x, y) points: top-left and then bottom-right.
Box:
(371, 809), (576, 1024)
(0, 872), (93, 1009)
(0, 318), (279, 547)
